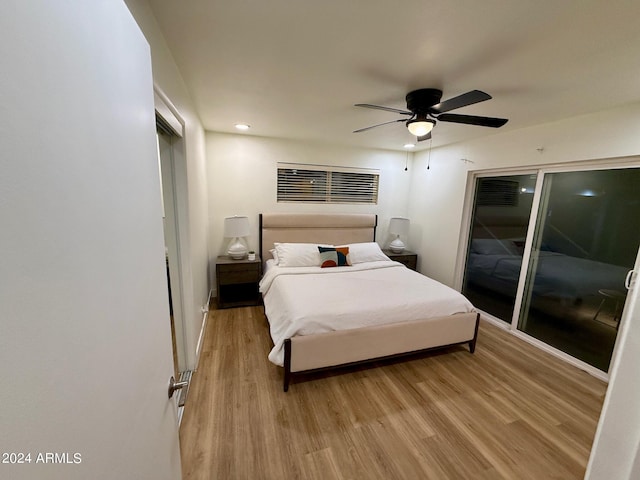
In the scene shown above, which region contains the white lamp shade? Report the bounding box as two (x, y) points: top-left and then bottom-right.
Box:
(224, 216), (250, 238)
(224, 216), (250, 259)
(407, 119), (435, 137)
(389, 217), (410, 236)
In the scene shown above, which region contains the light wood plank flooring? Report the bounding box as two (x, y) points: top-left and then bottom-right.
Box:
(180, 306), (606, 479)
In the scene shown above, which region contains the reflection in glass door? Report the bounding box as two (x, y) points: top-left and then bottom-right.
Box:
(518, 168), (640, 371)
(462, 174), (537, 323)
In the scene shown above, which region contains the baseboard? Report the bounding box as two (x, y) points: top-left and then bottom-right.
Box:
(479, 311), (511, 330)
(194, 289), (212, 372)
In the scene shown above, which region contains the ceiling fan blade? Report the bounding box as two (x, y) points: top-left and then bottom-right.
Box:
(355, 103), (412, 115)
(417, 132), (432, 142)
(430, 90), (491, 114)
(353, 118), (407, 133)
(437, 113), (508, 128)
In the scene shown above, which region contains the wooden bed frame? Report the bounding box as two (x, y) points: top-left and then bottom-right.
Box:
(259, 213), (480, 391)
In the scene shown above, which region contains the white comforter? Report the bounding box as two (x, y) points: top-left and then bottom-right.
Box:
(260, 260), (475, 366)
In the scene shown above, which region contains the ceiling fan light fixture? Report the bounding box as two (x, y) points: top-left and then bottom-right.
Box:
(407, 118), (435, 137)
(354, 89), (507, 142)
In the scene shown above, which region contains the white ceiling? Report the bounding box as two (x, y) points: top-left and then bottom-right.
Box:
(147, 0), (640, 151)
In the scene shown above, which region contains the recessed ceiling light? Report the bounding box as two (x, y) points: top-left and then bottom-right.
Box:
(403, 143), (415, 149)
(235, 123), (250, 131)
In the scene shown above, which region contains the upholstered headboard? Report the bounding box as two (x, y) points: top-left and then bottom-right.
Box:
(259, 213), (378, 265)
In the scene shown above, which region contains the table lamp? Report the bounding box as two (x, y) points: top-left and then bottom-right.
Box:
(224, 215), (250, 259)
(389, 217), (410, 253)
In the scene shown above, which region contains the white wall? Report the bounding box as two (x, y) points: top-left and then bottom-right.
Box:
(408, 101), (640, 286)
(408, 101), (640, 480)
(206, 133), (412, 285)
(125, 0), (210, 370)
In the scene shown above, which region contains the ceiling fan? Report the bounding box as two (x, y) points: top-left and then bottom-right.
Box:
(353, 88), (508, 141)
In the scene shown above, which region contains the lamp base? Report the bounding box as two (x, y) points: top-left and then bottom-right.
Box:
(389, 237), (405, 254)
(227, 238), (247, 260)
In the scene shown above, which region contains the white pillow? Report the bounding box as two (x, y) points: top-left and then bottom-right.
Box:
(343, 242), (390, 264)
(273, 243), (332, 267)
(269, 248), (279, 265)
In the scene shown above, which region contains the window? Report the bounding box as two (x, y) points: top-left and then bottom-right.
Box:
(277, 163), (379, 204)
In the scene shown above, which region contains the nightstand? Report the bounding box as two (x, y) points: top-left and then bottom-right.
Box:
(383, 249), (418, 271)
(215, 255), (262, 309)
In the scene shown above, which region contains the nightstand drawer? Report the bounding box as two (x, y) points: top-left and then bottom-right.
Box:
(382, 249), (418, 271)
(392, 255), (417, 269)
(217, 261), (260, 272)
(217, 267), (259, 285)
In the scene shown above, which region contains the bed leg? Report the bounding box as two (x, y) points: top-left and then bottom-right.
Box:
(283, 339), (292, 392)
(469, 313), (480, 353)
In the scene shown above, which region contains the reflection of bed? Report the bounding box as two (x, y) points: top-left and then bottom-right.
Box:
(259, 213), (479, 391)
(466, 238), (627, 303)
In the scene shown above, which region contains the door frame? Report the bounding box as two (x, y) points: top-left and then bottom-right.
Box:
(154, 87), (194, 373)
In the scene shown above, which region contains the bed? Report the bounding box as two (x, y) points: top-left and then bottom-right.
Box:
(259, 213), (479, 391)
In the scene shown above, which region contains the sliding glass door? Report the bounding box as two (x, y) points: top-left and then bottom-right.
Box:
(463, 165), (640, 372)
(518, 168), (640, 371)
(462, 174), (537, 322)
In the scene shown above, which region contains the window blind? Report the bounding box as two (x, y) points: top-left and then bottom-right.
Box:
(277, 163), (379, 204)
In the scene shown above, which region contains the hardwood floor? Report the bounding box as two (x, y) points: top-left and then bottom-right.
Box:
(180, 305), (607, 479)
